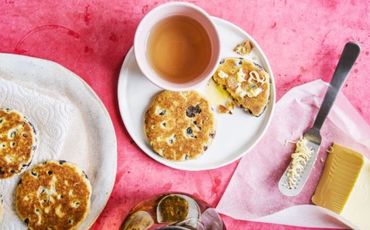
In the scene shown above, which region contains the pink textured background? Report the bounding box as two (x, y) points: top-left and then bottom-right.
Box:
(0, 0), (369, 229)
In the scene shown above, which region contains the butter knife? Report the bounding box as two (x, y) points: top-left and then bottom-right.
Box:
(278, 42), (360, 196)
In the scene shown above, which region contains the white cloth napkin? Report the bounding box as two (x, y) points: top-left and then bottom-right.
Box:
(216, 80), (370, 228)
(0, 77), (74, 229)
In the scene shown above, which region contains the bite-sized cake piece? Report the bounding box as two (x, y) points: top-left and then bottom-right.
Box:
(233, 40), (253, 55)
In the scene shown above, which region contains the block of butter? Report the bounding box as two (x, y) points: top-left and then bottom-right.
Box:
(312, 144), (370, 229)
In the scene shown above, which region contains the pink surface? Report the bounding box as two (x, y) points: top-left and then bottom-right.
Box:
(217, 80), (370, 225)
(0, 0), (369, 229)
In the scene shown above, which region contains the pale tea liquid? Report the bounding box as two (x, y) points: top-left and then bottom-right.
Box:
(148, 16), (212, 83)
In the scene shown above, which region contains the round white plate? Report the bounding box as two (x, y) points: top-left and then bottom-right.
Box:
(118, 17), (276, 171)
(0, 53), (117, 229)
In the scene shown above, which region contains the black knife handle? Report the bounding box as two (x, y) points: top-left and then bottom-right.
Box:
(313, 42), (360, 130)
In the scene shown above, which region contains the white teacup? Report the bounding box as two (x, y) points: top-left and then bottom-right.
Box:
(134, 2), (221, 91)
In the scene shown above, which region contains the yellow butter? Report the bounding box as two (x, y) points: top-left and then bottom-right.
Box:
(341, 162), (370, 229)
(205, 79), (231, 106)
(312, 144), (370, 229)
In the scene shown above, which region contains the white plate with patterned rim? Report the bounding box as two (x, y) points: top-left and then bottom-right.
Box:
(0, 53), (117, 229)
(118, 17), (276, 171)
